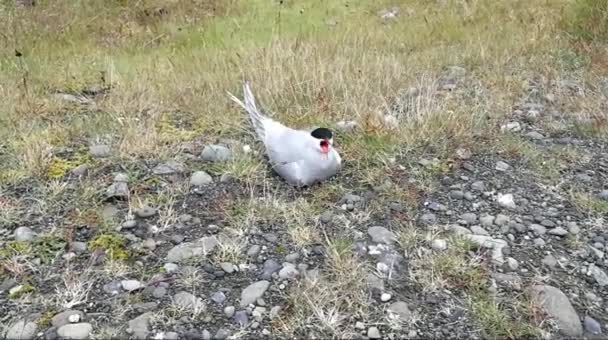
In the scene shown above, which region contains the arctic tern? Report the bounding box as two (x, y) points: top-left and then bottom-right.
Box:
(228, 82), (341, 187)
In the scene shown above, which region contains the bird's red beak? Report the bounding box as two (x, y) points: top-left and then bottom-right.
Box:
(320, 139), (329, 160)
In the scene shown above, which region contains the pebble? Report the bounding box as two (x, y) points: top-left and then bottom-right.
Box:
(152, 160), (186, 175)
(548, 227), (568, 236)
(495, 161), (511, 171)
(240, 281), (270, 307)
(587, 264), (608, 286)
(431, 239), (448, 251)
(285, 252), (300, 263)
(166, 236), (219, 262)
(529, 224), (547, 236)
(534, 238), (546, 247)
(506, 257), (519, 271)
(224, 306), (235, 318)
(14, 227), (35, 242)
(387, 301), (412, 321)
(380, 293), (392, 302)
(261, 259), (282, 280)
(584, 316), (602, 335)
(497, 193), (516, 209)
(449, 190), (465, 199)
(57, 323), (93, 340)
(173, 291), (205, 310)
(263, 233), (278, 243)
(211, 291), (226, 304)
(247, 245), (261, 257)
(420, 213), (437, 225)
(495, 214), (510, 226)
(598, 190), (608, 201)
(470, 225), (489, 236)
(501, 122), (521, 132)
(201, 330), (212, 340)
(480, 215), (495, 227)
(526, 131), (545, 140)
(567, 222), (581, 234)
(72, 241), (87, 253)
(5, 320), (37, 340)
(530, 285), (582, 336)
(128, 313), (151, 340)
(52, 310), (85, 328)
(152, 287), (167, 298)
(102, 281), (122, 295)
(278, 263), (299, 280)
(319, 210), (333, 224)
(460, 213), (478, 225)
(89, 144), (111, 158)
(164, 263), (179, 273)
(121, 280), (144, 292)
(190, 171), (213, 186)
(471, 181), (485, 192)
(234, 310), (249, 326)
(201, 145), (232, 162)
(367, 326), (381, 339)
(135, 206), (156, 218)
(367, 226), (397, 244)
(542, 255), (557, 268)
(220, 262), (236, 274)
(214, 329), (230, 340)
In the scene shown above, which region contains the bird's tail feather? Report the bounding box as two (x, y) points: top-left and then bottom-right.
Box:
(227, 81), (266, 140)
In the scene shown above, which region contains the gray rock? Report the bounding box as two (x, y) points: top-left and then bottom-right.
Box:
(56, 323), (93, 340)
(234, 310), (249, 327)
(501, 121), (522, 132)
(534, 238), (546, 247)
(269, 306), (281, 320)
(480, 215), (495, 227)
(567, 222), (580, 235)
(263, 233), (278, 243)
(211, 291), (226, 304)
(202, 330), (212, 340)
(152, 287), (167, 298)
(201, 145), (232, 162)
(542, 255), (557, 268)
(164, 263), (179, 273)
(336, 120), (358, 131)
(163, 332), (179, 340)
(447, 224), (472, 236)
(220, 262), (236, 274)
(278, 263), (299, 280)
(70, 164), (89, 177)
(492, 273), (522, 290)
(495, 161), (510, 171)
(530, 285), (582, 336)
(52, 310), (85, 328)
(495, 214), (510, 226)
(529, 224), (547, 236)
(173, 292), (205, 310)
(240, 281), (270, 307)
(540, 219), (555, 228)
(135, 206), (156, 218)
(224, 306), (235, 318)
(497, 193), (516, 209)
(449, 190), (465, 199)
(598, 190), (608, 201)
(319, 210), (333, 224)
(214, 329), (230, 340)
(460, 213), (478, 225)
(420, 213), (437, 225)
(285, 252), (300, 263)
(190, 171), (213, 186)
(102, 281), (122, 295)
(588, 264), (608, 286)
(470, 225), (489, 236)
(367, 326), (381, 339)
(5, 320), (37, 340)
(526, 131), (545, 140)
(121, 280), (144, 292)
(72, 241), (87, 254)
(247, 245), (261, 257)
(14, 227), (35, 242)
(471, 181), (485, 192)
(367, 226), (397, 244)
(576, 173), (592, 183)
(152, 160), (186, 175)
(506, 257), (519, 271)
(431, 239), (447, 251)
(261, 259), (282, 280)
(366, 273), (384, 292)
(584, 316), (602, 335)
(548, 227), (568, 236)
(127, 313), (151, 340)
(89, 145), (111, 158)
(166, 236), (219, 262)
(387, 301), (412, 321)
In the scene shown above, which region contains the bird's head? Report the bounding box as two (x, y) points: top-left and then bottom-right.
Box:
(310, 127), (334, 160)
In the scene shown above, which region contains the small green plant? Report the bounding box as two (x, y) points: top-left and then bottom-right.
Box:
(88, 233), (130, 260)
(32, 235), (67, 264)
(0, 241), (32, 259)
(9, 282), (35, 299)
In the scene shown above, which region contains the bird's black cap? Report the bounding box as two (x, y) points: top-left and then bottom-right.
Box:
(311, 127), (332, 140)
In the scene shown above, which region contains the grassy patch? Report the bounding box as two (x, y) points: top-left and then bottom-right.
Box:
(88, 233), (130, 261)
(570, 191), (608, 215)
(563, 0), (608, 43)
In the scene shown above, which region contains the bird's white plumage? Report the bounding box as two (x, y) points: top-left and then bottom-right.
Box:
(228, 82), (341, 187)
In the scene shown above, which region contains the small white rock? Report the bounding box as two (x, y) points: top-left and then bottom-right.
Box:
(121, 280), (143, 292)
(431, 239), (448, 251)
(380, 293), (392, 302)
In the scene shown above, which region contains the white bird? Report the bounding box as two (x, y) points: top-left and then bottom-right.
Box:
(228, 81), (341, 187)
